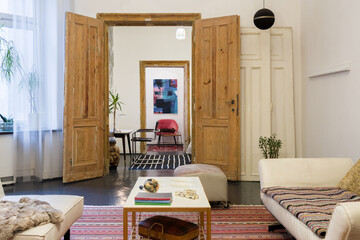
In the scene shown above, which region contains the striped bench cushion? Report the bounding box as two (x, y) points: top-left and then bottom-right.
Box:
(262, 187), (360, 237)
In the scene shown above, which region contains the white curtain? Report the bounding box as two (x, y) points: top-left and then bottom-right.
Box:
(3, 0), (70, 181)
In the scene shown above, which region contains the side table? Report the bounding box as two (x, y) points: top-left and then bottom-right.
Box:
(113, 130), (133, 166)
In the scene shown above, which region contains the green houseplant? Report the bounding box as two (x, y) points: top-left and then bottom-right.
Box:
(19, 67), (39, 114)
(258, 133), (282, 159)
(0, 25), (22, 83)
(109, 90), (124, 133)
(0, 114), (13, 131)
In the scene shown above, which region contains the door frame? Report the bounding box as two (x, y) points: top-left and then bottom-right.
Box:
(96, 13), (200, 168)
(139, 61), (190, 152)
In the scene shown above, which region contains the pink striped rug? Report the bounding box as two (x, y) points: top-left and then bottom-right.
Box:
(68, 205), (294, 239)
(147, 144), (183, 152)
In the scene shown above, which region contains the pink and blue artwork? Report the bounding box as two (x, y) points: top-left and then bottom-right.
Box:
(153, 79), (178, 114)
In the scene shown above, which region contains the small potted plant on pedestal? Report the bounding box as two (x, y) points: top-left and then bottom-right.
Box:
(108, 90), (124, 169)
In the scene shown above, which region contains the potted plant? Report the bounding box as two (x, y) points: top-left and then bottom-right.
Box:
(20, 66), (39, 113)
(18, 66), (39, 130)
(0, 25), (22, 83)
(109, 90), (124, 133)
(108, 90), (124, 169)
(0, 114), (13, 131)
(258, 133), (282, 159)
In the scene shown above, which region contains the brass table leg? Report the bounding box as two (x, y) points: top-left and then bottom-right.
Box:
(123, 209), (128, 240)
(206, 209), (211, 240)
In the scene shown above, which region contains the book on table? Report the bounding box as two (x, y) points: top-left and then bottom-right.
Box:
(135, 192), (172, 205)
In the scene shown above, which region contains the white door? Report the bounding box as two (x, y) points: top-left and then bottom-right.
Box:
(240, 28), (295, 181)
(270, 28), (296, 159)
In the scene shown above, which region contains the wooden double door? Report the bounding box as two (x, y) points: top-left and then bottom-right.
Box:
(63, 13), (241, 182)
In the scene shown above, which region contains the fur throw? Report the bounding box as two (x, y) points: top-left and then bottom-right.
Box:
(0, 197), (64, 240)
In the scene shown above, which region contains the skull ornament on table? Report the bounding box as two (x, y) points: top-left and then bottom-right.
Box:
(139, 178), (159, 193)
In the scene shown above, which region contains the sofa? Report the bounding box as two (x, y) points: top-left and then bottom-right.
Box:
(0, 180), (84, 240)
(259, 158), (360, 240)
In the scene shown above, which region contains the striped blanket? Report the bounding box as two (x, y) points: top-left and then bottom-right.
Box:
(262, 187), (360, 237)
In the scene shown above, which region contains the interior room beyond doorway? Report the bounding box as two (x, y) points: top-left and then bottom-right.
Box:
(109, 26), (192, 154)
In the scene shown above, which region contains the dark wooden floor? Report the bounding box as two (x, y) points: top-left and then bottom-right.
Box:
(3, 155), (262, 206)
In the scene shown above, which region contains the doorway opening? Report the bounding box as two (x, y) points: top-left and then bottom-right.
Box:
(139, 61), (190, 153)
(97, 13), (200, 165)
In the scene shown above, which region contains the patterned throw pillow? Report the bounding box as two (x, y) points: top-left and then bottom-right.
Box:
(338, 159), (360, 195)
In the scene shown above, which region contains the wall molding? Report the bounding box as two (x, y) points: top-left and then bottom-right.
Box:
(308, 63), (351, 78)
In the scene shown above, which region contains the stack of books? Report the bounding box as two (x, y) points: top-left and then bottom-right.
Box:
(135, 192), (172, 205)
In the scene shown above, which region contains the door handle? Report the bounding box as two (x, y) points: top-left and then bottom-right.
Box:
(236, 94), (239, 116)
(225, 100), (235, 104)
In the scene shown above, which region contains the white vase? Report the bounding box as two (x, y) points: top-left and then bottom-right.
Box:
(28, 113), (39, 131)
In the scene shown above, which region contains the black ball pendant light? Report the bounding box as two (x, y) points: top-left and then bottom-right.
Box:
(253, 0), (275, 30)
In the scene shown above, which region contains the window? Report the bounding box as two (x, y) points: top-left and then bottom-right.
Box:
(0, 0), (35, 132)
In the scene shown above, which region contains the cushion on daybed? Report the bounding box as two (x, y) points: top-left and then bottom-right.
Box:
(262, 187), (360, 237)
(338, 159), (360, 195)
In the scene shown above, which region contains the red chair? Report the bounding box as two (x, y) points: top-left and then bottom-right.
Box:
(155, 119), (180, 144)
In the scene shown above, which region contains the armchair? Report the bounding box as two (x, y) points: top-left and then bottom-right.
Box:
(155, 119), (180, 144)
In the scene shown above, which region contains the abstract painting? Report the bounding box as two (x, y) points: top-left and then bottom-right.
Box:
(153, 79), (178, 114)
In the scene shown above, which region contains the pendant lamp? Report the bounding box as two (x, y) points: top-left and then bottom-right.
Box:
(253, 0), (275, 30)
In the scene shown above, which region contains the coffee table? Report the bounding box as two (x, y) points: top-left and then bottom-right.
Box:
(123, 177), (211, 240)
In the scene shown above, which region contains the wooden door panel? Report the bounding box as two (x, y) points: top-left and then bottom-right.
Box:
(88, 25), (102, 118)
(195, 15), (240, 180)
(73, 21), (86, 119)
(216, 24), (230, 119)
(201, 26), (213, 119)
(74, 127), (97, 164)
(64, 12), (105, 183)
(202, 126), (228, 165)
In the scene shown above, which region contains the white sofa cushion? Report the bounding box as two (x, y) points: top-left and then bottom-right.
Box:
(2, 195), (84, 240)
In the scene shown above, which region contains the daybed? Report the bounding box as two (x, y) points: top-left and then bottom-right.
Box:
(259, 158), (360, 240)
(0, 180), (84, 240)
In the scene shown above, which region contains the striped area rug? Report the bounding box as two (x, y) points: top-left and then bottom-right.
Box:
(129, 154), (191, 170)
(67, 205), (295, 239)
(147, 144), (184, 152)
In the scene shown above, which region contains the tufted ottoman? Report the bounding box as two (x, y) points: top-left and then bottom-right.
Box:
(174, 164), (228, 207)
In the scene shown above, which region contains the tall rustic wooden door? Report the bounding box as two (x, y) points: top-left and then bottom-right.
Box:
(63, 12), (105, 183)
(194, 16), (240, 180)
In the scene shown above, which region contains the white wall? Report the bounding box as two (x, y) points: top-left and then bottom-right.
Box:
(70, 0), (303, 157)
(0, 134), (15, 184)
(111, 26), (191, 151)
(301, 1), (360, 162)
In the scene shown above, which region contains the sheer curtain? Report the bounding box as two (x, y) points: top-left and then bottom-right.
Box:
(5, 0), (70, 181)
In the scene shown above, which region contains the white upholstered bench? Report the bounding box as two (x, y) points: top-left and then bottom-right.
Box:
(0, 180), (84, 240)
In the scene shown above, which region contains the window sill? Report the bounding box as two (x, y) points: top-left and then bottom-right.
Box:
(0, 129), (62, 135)
(0, 130), (13, 135)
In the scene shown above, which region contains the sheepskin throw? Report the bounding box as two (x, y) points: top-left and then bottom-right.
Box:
(0, 197), (64, 239)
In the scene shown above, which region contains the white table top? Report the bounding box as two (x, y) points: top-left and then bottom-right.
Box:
(124, 177), (210, 209)
(115, 129), (133, 134)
